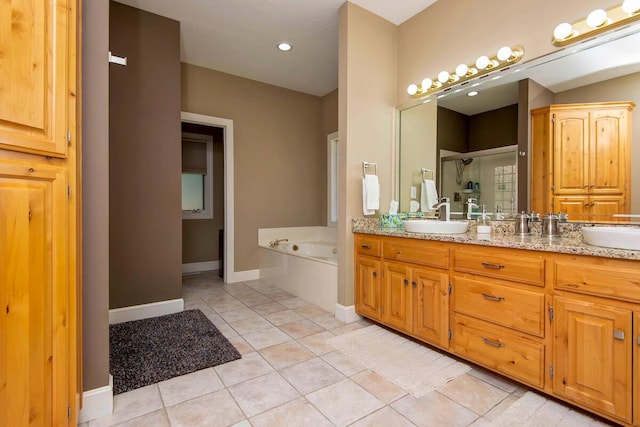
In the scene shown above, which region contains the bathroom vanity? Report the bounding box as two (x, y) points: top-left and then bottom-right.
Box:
(353, 222), (640, 426)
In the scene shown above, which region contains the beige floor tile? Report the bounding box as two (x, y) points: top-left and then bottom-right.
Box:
(349, 406), (415, 427)
(306, 379), (385, 427)
(351, 370), (407, 404)
(229, 316), (272, 335)
(237, 293), (273, 307)
(468, 367), (519, 393)
(249, 397), (333, 427)
(207, 298), (247, 313)
(219, 307), (258, 323)
(222, 282), (253, 295)
(259, 341), (315, 370)
(226, 334), (255, 354)
(214, 322), (239, 338)
(230, 421), (251, 427)
(468, 417), (493, 426)
(525, 399), (571, 426)
(311, 313), (346, 330)
(88, 385), (163, 427)
(321, 350), (366, 376)
(158, 368), (224, 407)
(251, 301), (288, 315)
(228, 372), (300, 418)
(243, 326), (292, 350)
(483, 393), (522, 422)
(214, 351), (274, 386)
(294, 304), (328, 318)
(280, 357), (346, 394)
(263, 309), (305, 326)
(298, 330), (338, 355)
(166, 389), (245, 427)
(280, 297), (309, 309)
(330, 322), (366, 336)
(203, 312), (225, 326)
(113, 409), (170, 427)
(437, 373), (509, 415)
(391, 392), (478, 426)
(278, 319), (325, 339)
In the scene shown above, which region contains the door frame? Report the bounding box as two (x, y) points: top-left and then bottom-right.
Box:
(180, 112), (238, 283)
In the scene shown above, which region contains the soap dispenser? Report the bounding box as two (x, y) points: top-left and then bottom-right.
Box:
(476, 205), (492, 234)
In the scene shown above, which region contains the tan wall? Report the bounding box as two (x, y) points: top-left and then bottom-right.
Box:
(109, 3), (182, 309)
(319, 89), (339, 225)
(338, 3), (398, 305)
(397, 0), (618, 107)
(181, 64), (326, 271)
(81, 0), (110, 392)
(553, 72), (640, 212)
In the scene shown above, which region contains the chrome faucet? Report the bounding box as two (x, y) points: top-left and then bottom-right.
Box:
(466, 197), (479, 219)
(269, 238), (288, 248)
(433, 197), (451, 222)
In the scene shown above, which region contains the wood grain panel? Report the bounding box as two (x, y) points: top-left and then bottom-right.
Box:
(383, 262), (412, 333)
(412, 266), (449, 348)
(453, 246), (545, 286)
(383, 237), (449, 269)
(355, 255), (382, 321)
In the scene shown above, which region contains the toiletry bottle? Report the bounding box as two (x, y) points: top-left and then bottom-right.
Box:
(476, 205), (492, 234)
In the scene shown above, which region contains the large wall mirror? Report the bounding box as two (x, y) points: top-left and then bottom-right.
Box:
(398, 26), (640, 222)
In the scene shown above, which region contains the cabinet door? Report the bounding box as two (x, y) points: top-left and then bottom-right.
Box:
(0, 160), (69, 425)
(0, 0), (74, 157)
(412, 267), (449, 348)
(383, 262), (412, 333)
(355, 255), (382, 320)
(589, 109), (629, 196)
(553, 297), (632, 423)
(553, 196), (589, 221)
(553, 111), (590, 195)
(589, 196), (626, 222)
(635, 312), (640, 427)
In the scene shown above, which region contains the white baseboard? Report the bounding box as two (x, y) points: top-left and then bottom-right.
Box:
(335, 304), (362, 323)
(109, 298), (184, 324)
(226, 269), (260, 283)
(182, 260), (220, 274)
(78, 375), (113, 423)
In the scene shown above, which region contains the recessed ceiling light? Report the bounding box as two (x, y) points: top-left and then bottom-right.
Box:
(468, 91), (479, 97)
(277, 42), (292, 52)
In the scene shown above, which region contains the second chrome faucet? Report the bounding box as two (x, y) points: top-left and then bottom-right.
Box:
(433, 197), (451, 222)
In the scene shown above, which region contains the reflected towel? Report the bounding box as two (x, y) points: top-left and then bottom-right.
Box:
(421, 179), (438, 212)
(362, 175), (380, 215)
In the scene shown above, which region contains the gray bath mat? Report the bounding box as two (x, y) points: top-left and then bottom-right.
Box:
(110, 309), (241, 394)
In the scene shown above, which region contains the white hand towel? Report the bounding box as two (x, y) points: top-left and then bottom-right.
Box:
(421, 179), (439, 212)
(362, 175), (380, 215)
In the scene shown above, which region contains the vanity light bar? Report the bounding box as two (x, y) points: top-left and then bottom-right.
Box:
(552, 0), (640, 46)
(407, 45), (524, 99)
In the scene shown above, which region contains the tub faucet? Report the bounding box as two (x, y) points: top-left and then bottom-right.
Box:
(269, 238), (288, 248)
(433, 197), (451, 222)
(466, 197), (479, 219)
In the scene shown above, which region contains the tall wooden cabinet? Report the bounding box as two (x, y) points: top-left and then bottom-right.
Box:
(0, 1), (79, 425)
(531, 102), (634, 221)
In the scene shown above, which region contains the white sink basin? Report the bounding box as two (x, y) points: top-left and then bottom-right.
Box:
(582, 226), (640, 250)
(404, 220), (469, 234)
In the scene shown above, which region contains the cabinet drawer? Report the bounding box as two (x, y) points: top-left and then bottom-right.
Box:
(453, 247), (544, 286)
(553, 257), (640, 303)
(355, 235), (381, 257)
(383, 238), (449, 269)
(453, 276), (545, 337)
(453, 315), (544, 388)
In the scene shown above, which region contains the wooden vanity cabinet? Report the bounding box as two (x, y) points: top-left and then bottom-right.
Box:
(354, 235), (383, 321)
(531, 102), (633, 220)
(635, 312), (640, 427)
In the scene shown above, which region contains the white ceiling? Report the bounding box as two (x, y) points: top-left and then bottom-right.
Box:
(113, 0), (438, 96)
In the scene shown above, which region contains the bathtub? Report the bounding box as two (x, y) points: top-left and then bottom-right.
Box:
(258, 227), (337, 313)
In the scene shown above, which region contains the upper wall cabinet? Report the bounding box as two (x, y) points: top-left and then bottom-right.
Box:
(0, 0), (76, 157)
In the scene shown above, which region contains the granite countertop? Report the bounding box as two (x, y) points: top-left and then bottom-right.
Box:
(352, 218), (640, 261)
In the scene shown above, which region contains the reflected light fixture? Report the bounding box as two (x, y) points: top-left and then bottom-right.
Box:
(277, 42), (292, 52)
(406, 45), (523, 98)
(552, 1), (640, 46)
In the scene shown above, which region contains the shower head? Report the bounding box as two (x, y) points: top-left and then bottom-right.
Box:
(461, 158), (473, 166)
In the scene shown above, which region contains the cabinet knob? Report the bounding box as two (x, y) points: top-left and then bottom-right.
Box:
(404, 279), (409, 285)
(412, 281), (417, 288)
(613, 330), (625, 340)
(372, 271), (377, 277)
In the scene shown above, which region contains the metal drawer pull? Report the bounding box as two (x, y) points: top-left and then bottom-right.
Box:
(412, 281), (417, 288)
(481, 262), (505, 269)
(361, 244), (372, 249)
(482, 337), (505, 348)
(404, 279), (409, 285)
(372, 272), (377, 277)
(613, 330), (625, 340)
(481, 293), (505, 302)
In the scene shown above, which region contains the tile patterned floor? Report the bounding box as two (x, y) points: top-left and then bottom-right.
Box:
(83, 270), (616, 427)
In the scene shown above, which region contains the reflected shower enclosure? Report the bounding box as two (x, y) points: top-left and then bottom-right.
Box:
(440, 146), (517, 218)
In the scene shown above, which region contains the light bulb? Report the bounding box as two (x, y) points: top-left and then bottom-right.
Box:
(421, 78), (433, 90)
(437, 71), (450, 83)
(622, 0), (640, 14)
(407, 84), (418, 95)
(277, 42), (292, 51)
(586, 9), (607, 28)
(497, 46), (512, 61)
(553, 23), (573, 40)
(455, 64), (468, 77)
(475, 55), (490, 70)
